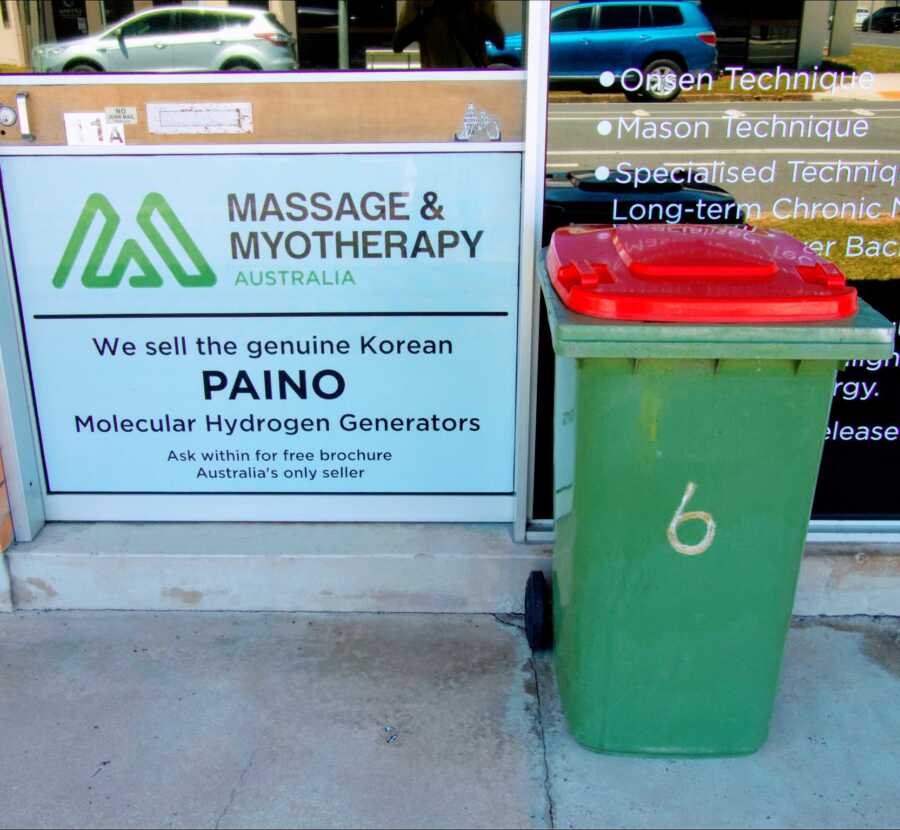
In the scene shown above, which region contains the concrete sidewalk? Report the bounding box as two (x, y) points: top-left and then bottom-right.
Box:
(0, 612), (898, 829)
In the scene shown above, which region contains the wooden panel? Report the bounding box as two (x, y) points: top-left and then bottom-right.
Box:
(0, 79), (525, 146)
(0, 455), (11, 552)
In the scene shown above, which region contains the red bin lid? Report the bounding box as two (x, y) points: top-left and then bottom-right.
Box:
(547, 224), (858, 323)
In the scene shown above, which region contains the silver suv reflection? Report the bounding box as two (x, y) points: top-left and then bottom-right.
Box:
(32, 5), (298, 73)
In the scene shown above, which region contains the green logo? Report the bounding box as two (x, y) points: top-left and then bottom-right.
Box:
(53, 193), (216, 288)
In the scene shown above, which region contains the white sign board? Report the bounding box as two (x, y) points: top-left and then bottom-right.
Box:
(1, 152), (521, 521)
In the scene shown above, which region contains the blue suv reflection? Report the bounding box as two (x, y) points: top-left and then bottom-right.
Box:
(487, 1), (718, 102)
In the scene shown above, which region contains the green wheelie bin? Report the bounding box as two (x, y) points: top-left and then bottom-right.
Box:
(529, 223), (895, 756)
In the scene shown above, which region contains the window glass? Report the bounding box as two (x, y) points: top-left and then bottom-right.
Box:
(551, 6), (594, 33)
(177, 10), (223, 33)
(264, 12), (292, 36)
(105, 0), (136, 22)
(650, 6), (684, 27)
(598, 5), (640, 30)
(18, 2), (530, 75)
(120, 11), (175, 37)
(639, 5), (652, 27)
(222, 12), (254, 28)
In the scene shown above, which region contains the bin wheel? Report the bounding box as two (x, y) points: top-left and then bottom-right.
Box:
(524, 571), (552, 651)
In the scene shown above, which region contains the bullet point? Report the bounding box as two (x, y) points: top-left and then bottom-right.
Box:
(594, 165), (611, 180)
(599, 71), (615, 88)
(596, 120), (613, 136)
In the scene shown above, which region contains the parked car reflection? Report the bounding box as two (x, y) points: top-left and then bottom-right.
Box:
(861, 7), (900, 32)
(31, 4), (297, 73)
(487, 1), (718, 102)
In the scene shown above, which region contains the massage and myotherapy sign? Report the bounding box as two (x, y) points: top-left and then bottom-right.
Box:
(2, 154), (521, 518)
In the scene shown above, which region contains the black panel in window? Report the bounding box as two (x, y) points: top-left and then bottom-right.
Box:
(551, 7), (594, 33)
(651, 6), (684, 27)
(599, 5), (641, 30)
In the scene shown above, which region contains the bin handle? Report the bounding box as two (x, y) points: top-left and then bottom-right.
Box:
(15, 92), (34, 142)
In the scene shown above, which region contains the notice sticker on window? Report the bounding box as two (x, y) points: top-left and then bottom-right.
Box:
(63, 113), (126, 146)
(146, 102), (253, 135)
(105, 106), (137, 125)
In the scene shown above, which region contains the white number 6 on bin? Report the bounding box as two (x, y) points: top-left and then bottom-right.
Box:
(667, 482), (716, 557)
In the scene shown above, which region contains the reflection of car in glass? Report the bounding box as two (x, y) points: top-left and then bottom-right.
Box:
(543, 168), (744, 245)
(487, 1), (717, 103)
(32, 5), (298, 73)
(862, 7), (900, 32)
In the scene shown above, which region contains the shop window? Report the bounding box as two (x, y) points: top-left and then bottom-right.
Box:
(52, 0), (89, 39)
(104, 0), (136, 25)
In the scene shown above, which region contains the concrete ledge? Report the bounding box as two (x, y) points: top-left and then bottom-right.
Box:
(7, 523), (551, 613)
(7, 524), (900, 614)
(794, 542), (900, 616)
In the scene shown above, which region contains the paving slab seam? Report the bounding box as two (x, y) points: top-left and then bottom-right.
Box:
(797, 612), (900, 621)
(8, 607), (536, 617)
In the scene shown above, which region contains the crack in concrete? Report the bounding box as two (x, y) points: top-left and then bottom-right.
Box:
(492, 612), (525, 631)
(215, 747), (259, 830)
(529, 655), (556, 829)
(492, 613), (556, 827)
